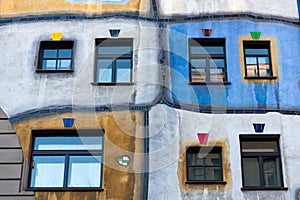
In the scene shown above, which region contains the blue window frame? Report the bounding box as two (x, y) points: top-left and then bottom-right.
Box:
(95, 39), (133, 83)
(37, 41), (74, 72)
(29, 130), (104, 189)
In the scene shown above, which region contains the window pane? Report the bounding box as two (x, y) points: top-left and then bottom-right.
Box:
(191, 68), (205, 82)
(189, 167), (204, 181)
(97, 59), (113, 82)
(245, 48), (269, 55)
(68, 156), (102, 187)
(116, 59), (131, 82)
(191, 59), (206, 68)
(58, 60), (72, 70)
(43, 49), (57, 58)
(243, 158), (261, 186)
(31, 156), (65, 187)
(191, 46), (224, 54)
(210, 59), (224, 68)
(210, 68), (224, 82)
(258, 57), (271, 76)
(97, 46), (131, 55)
(58, 49), (72, 58)
(263, 157), (281, 186)
(42, 60), (56, 70)
(245, 57), (258, 76)
(205, 154), (220, 166)
(34, 136), (103, 150)
(206, 167), (221, 180)
(241, 141), (278, 153)
(188, 153), (204, 166)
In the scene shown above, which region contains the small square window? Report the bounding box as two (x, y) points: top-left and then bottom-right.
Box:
(37, 41), (74, 72)
(243, 41), (274, 78)
(94, 39), (133, 84)
(240, 135), (284, 188)
(189, 39), (227, 84)
(186, 146), (223, 183)
(29, 130), (104, 189)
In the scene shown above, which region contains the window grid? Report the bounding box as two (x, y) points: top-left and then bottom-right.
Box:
(189, 39), (227, 83)
(28, 130), (104, 189)
(240, 135), (284, 188)
(243, 41), (273, 78)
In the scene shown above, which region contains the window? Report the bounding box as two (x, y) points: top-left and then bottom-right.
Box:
(189, 38), (228, 84)
(240, 135), (284, 188)
(186, 146), (224, 183)
(29, 130), (104, 189)
(94, 39), (133, 84)
(243, 41), (274, 78)
(37, 41), (74, 72)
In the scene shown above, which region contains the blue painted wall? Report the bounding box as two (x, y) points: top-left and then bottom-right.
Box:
(168, 20), (300, 110)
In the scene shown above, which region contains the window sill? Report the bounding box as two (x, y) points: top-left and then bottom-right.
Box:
(244, 76), (277, 80)
(91, 82), (134, 86)
(185, 181), (227, 184)
(36, 69), (74, 73)
(189, 82), (231, 85)
(241, 187), (288, 191)
(26, 187), (104, 191)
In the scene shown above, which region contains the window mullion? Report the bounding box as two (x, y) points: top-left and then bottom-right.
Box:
(64, 154), (70, 188)
(205, 57), (210, 82)
(112, 59), (117, 82)
(55, 48), (59, 70)
(256, 57), (260, 77)
(258, 156), (265, 187)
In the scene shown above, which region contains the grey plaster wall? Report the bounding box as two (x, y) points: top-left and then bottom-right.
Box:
(0, 19), (161, 117)
(149, 104), (300, 200)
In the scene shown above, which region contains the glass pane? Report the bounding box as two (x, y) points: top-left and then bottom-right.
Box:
(58, 60), (72, 70)
(58, 49), (72, 58)
(205, 154), (220, 166)
(43, 49), (57, 58)
(31, 156), (65, 187)
(263, 157), (281, 186)
(210, 59), (224, 68)
(68, 156), (102, 187)
(116, 59), (131, 82)
(242, 141), (278, 153)
(188, 167), (204, 181)
(191, 59), (206, 68)
(97, 59), (113, 82)
(243, 158), (260, 186)
(34, 136), (103, 150)
(206, 167), (221, 180)
(188, 153), (204, 166)
(245, 57), (258, 76)
(258, 57), (271, 76)
(42, 60), (56, 70)
(245, 48), (269, 55)
(191, 46), (224, 54)
(209, 68), (224, 82)
(191, 68), (205, 82)
(97, 46), (131, 55)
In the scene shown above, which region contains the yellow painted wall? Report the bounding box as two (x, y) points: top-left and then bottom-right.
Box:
(0, 0), (149, 17)
(178, 140), (231, 192)
(13, 111), (144, 200)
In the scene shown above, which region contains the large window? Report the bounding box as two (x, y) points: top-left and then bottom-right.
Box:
(243, 41), (273, 78)
(189, 38), (227, 84)
(37, 41), (74, 72)
(95, 39), (133, 84)
(186, 146), (223, 183)
(240, 135), (284, 188)
(29, 130), (104, 189)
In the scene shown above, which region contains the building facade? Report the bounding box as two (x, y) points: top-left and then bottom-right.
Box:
(0, 0), (300, 199)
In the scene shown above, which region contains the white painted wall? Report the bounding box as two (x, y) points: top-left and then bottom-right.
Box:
(0, 19), (161, 116)
(158, 0), (299, 19)
(149, 104), (300, 199)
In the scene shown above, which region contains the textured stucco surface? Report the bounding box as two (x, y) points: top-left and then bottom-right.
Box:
(168, 20), (300, 110)
(0, 19), (160, 117)
(0, 0), (149, 17)
(13, 110), (144, 200)
(158, 0), (299, 19)
(149, 104), (300, 200)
